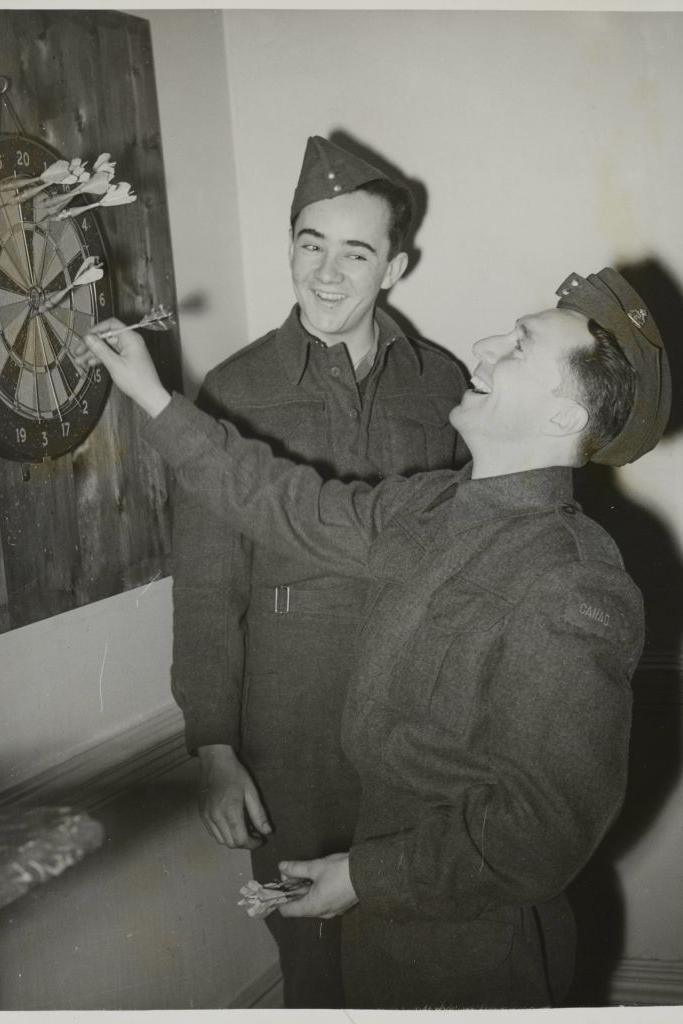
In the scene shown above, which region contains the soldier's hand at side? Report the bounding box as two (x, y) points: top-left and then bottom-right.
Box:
(71, 317), (171, 418)
(198, 744), (272, 850)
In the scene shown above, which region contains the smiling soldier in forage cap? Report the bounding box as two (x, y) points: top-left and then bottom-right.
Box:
(162, 136), (466, 1007)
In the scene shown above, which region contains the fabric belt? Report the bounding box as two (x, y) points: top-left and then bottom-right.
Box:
(249, 581), (368, 616)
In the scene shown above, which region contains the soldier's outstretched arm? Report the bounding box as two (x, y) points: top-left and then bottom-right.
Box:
(72, 321), (419, 575)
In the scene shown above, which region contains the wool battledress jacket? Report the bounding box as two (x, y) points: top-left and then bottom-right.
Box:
(150, 395), (644, 1010)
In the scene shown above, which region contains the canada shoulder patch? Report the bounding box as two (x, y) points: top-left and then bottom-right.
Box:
(563, 589), (618, 637)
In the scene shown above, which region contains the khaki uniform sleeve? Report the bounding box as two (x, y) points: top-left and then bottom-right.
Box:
(169, 377), (254, 754)
(145, 393), (420, 577)
(170, 479), (252, 754)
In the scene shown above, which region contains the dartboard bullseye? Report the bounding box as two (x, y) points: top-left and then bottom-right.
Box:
(0, 134), (114, 461)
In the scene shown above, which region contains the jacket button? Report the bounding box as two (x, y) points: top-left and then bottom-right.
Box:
(330, 366), (341, 378)
(561, 504), (576, 515)
(349, 408), (359, 419)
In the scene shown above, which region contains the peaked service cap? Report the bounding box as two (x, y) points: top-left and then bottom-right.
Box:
(556, 268), (671, 466)
(290, 136), (395, 223)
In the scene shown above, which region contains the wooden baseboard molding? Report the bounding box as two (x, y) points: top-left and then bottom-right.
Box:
(226, 961), (283, 1009)
(220, 956), (683, 1010)
(0, 703), (190, 812)
(610, 958), (683, 1005)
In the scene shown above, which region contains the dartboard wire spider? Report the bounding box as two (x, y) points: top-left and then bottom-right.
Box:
(12, 185), (68, 422)
(0, 198), (100, 424)
(0, 187), (32, 290)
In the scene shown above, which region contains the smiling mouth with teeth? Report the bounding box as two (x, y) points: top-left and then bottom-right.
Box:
(469, 373), (492, 395)
(315, 291), (345, 303)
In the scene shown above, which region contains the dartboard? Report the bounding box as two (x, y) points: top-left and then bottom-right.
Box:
(0, 134), (114, 462)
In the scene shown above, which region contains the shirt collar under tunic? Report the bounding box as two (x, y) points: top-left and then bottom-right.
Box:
(275, 304), (423, 386)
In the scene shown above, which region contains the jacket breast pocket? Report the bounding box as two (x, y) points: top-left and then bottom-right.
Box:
(232, 397), (327, 462)
(382, 395), (455, 473)
(390, 584), (512, 735)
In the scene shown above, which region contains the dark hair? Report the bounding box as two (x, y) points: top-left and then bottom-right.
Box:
(352, 178), (414, 259)
(565, 319), (636, 461)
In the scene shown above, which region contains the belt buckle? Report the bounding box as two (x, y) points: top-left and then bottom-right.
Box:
(274, 585), (290, 615)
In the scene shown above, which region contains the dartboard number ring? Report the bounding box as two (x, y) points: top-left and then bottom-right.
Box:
(0, 134), (114, 461)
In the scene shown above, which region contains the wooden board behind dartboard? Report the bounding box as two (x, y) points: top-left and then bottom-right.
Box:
(0, 10), (182, 633)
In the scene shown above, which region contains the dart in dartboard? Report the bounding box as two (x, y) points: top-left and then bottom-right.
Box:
(0, 74), (155, 462)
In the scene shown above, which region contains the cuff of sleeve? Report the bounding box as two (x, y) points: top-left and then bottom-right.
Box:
(142, 392), (225, 470)
(349, 832), (414, 917)
(184, 717), (241, 757)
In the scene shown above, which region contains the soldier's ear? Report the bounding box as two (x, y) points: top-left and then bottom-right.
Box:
(381, 251), (408, 291)
(546, 398), (589, 438)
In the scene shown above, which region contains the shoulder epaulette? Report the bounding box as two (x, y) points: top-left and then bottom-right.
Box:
(205, 327), (279, 380)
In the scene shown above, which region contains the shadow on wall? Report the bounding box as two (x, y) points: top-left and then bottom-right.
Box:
(328, 127), (428, 284)
(568, 258), (683, 1005)
(328, 129), (470, 384)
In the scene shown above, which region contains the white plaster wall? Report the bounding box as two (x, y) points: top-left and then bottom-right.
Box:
(146, 9), (248, 396)
(222, 11), (683, 339)
(619, 777), (683, 959)
(0, 579), (174, 786)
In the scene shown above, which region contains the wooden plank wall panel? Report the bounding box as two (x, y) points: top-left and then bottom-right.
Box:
(1, 458), (79, 626)
(71, 397), (171, 607)
(0, 11), (181, 632)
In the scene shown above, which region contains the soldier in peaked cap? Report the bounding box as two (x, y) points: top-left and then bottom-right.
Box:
(166, 136), (467, 1007)
(79, 264), (670, 1008)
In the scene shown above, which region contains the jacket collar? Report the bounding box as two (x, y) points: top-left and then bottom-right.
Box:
(447, 463), (576, 522)
(382, 464), (577, 584)
(275, 304), (421, 385)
